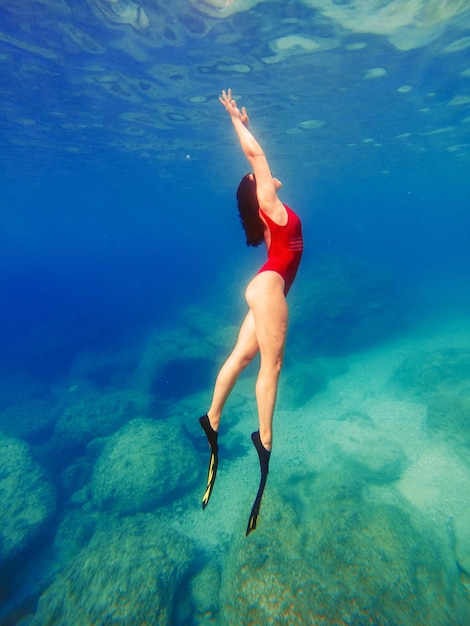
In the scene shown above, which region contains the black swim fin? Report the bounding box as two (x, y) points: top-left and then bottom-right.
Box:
(246, 430), (271, 536)
(199, 414), (219, 509)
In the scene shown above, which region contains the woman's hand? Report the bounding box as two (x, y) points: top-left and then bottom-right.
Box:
(219, 88), (249, 127)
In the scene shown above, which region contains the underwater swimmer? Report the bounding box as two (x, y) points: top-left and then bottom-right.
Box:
(199, 88), (303, 535)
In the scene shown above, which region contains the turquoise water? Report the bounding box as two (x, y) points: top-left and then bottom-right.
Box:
(1, 1), (470, 624)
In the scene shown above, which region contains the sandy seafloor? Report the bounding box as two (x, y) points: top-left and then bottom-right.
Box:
(1, 270), (470, 624)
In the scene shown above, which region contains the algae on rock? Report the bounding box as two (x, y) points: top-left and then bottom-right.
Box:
(220, 471), (468, 625)
(91, 418), (200, 514)
(31, 513), (197, 626)
(0, 433), (57, 566)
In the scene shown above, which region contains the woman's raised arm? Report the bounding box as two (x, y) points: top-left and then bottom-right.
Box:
(219, 89), (283, 218)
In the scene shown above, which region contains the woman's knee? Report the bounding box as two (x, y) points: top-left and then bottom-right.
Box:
(229, 349), (255, 372)
(260, 352), (284, 377)
(239, 352), (255, 370)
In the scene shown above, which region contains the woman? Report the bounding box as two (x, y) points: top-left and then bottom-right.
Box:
(199, 89), (303, 535)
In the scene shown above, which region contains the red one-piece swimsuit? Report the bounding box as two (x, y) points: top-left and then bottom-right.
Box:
(257, 204), (303, 295)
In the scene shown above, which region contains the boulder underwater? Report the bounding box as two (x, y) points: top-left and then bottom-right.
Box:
(219, 471), (468, 625)
(0, 433), (57, 567)
(30, 513), (197, 626)
(91, 418), (200, 514)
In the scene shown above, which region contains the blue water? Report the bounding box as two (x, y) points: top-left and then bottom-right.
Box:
(1, 1), (470, 624)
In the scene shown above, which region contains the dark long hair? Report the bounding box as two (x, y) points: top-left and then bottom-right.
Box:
(236, 173), (265, 247)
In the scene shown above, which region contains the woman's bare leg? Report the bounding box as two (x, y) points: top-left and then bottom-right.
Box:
(200, 312), (258, 509)
(245, 271), (288, 451)
(207, 310), (259, 430)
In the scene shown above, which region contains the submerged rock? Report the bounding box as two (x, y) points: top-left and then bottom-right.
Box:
(395, 442), (470, 526)
(54, 389), (152, 451)
(219, 471), (468, 624)
(279, 365), (327, 409)
(0, 433), (57, 565)
(428, 394), (470, 447)
(390, 348), (470, 397)
(0, 397), (60, 443)
(31, 513), (196, 625)
(187, 562), (221, 621)
(389, 348), (470, 445)
(130, 322), (220, 398)
(328, 412), (407, 484)
(454, 507), (470, 574)
(52, 509), (97, 567)
(91, 418), (199, 513)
